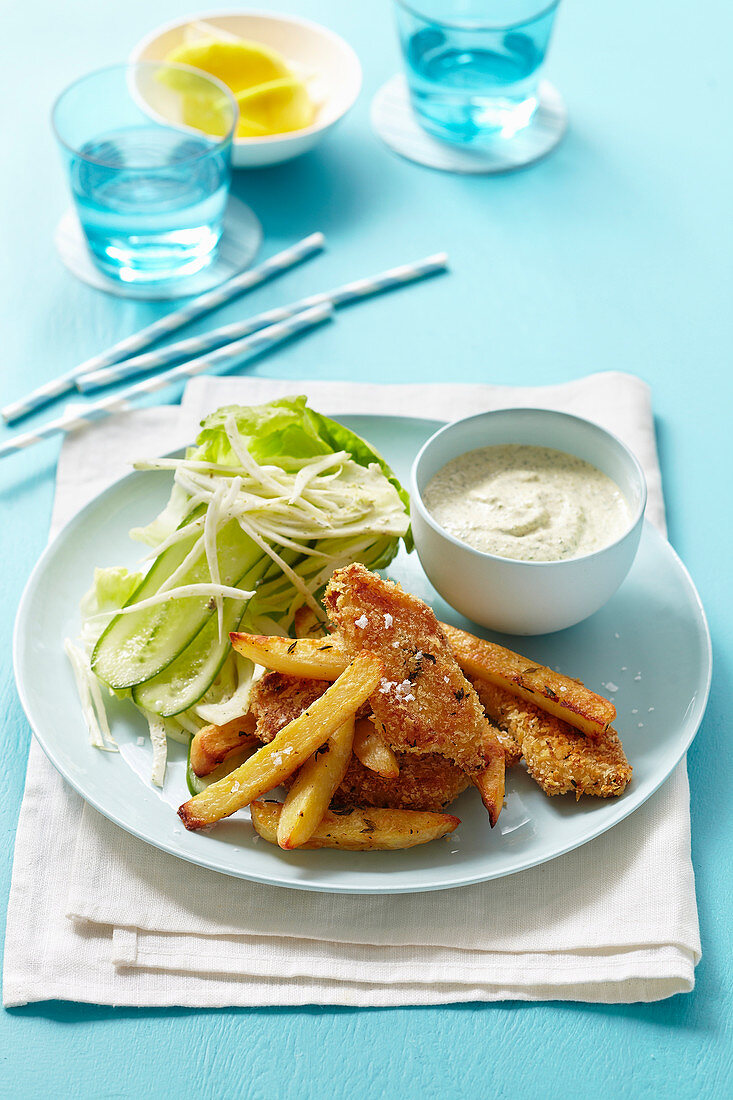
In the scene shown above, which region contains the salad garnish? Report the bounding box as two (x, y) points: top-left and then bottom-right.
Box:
(67, 397), (411, 786)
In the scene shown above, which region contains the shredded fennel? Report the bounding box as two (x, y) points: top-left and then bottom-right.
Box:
(84, 582), (255, 621)
(73, 397), (411, 785)
(143, 713), (169, 787)
(64, 640), (117, 752)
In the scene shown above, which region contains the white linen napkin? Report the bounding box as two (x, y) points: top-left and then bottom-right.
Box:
(2, 374), (700, 1007)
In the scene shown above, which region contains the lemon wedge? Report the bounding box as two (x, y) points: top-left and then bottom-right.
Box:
(166, 38), (291, 94)
(235, 77), (316, 137)
(163, 34), (317, 140)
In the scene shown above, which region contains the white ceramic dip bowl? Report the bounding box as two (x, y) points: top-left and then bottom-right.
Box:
(410, 408), (647, 635)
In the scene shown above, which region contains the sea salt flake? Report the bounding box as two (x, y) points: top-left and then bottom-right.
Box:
(614, 633), (620, 639)
(634, 673), (642, 681)
(637, 722), (644, 728)
(648, 706), (655, 712)
(354, 614), (368, 629)
(632, 709), (638, 714)
(383, 613), (393, 628)
(605, 681), (619, 693)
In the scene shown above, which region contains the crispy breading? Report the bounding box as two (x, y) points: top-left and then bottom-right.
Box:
(249, 671), (331, 744)
(250, 671), (471, 811)
(332, 752), (470, 812)
(472, 677), (523, 767)
(323, 564), (505, 779)
(475, 678), (632, 799)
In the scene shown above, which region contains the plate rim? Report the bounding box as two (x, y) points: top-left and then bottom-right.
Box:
(12, 415), (713, 894)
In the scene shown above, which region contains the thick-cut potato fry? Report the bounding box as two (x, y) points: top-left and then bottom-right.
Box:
(232, 628), (614, 739)
(353, 717), (400, 779)
(293, 605), (328, 639)
(251, 801), (460, 850)
(230, 632), (346, 680)
(178, 652), (383, 830)
(472, 752), (506, 826)
(190, 713), (258, 777)
(277, 717), (355, 849)
(440, 623), (616, 738)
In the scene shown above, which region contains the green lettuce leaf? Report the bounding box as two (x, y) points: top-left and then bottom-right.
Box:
(192, 396), (413, 551)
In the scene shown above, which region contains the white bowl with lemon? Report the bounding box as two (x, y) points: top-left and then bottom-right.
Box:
(131, 11), (362, 167)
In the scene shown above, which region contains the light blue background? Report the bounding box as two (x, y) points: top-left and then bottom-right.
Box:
(1, 1), (731, 1097)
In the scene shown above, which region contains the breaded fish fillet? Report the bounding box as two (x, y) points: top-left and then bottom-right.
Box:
(472, 678), (524, 767)
(475, 677), (632, 799)
(323, 564), (505, 823)
(333, 753), (470, 812)
(250, 671), (331, 745)
(250, 670), (470, 811)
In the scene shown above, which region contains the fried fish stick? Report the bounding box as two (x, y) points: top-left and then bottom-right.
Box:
(471, 678), (523, 767)
(250, 672), (331, 744)
(332, 751), (470, 812)
(476, 678), (632, 798)
(324, 564), (505, 825)
(178, 652), (383, 830)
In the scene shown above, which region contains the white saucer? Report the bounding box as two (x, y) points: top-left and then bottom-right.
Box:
(54, 195), (263, 301)
(371, 74), (567, 174)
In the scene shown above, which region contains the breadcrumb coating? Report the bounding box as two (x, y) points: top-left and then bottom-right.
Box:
(472, 677), (524, 767)
(323, 564), (505, 778)
(249, 670), (470, 810)
(475, 678), (632, 799)
(332, 752), (471, 812)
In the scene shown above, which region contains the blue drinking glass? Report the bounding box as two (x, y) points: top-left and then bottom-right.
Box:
(52, 63), (238, 284)
(394, 0), (561, 143)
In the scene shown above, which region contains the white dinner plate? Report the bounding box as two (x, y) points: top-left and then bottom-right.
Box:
(13, 415), (711, 894)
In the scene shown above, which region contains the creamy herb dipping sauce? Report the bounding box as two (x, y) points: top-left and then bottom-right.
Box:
(423, 444), (631, 562)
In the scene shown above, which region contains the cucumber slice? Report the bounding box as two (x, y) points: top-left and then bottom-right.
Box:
(132, 550), (305, 716)
(132, 597), (246, 716)
(186, 735), (207, 796)
(92, 516), (263, 690)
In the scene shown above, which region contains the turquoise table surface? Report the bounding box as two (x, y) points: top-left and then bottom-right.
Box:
(1, 0), (731, 1096)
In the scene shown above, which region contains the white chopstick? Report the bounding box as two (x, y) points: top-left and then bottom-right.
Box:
(2, 232), (325, 423)
(75, 253), (449, 393)
(0, 304), (333, 461)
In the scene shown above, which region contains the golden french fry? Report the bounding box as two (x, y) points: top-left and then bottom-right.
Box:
(229, 632), (346, 679)
(353, 717), (400, 779)
(293, 605), (328, 639)
(190, 713), (258, 777)
(178, 652), (383, 830)
(251, 801), (460, 850)
(232, 625), (614, 739)
(440, 623), (616, 738)
(277, 717), (355, 849)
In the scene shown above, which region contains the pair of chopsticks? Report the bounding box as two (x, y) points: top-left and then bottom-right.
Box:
(0, 233), (448, 461)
